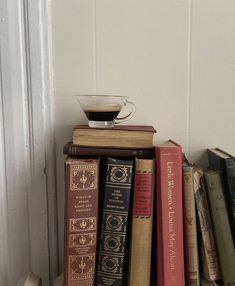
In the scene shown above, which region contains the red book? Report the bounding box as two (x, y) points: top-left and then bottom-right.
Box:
(155, 140), (185, 286)
(64, 158), (99, 286)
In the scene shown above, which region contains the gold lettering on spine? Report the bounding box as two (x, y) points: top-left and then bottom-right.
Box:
(167, 161), (176, 271)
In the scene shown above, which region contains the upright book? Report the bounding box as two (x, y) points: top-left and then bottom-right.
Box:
(204, 169), (235, 286)
(128, 158), (154, 286)
(207, 148), (235, 242)
(193, 168), (221, 282)
(64, 158), (99, 286)
(96, 157), (134, 286)
(155, 140), (185, 286)
(183, 164), (200, 286)
(73, 125), (156, 148)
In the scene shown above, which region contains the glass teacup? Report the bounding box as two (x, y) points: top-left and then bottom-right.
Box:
(76, 95), (136, 128)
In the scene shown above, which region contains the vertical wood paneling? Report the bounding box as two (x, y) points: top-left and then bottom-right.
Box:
(189, 0), (235, 165)
(96, 0), (189, 146)
(52, 0), (96, 272)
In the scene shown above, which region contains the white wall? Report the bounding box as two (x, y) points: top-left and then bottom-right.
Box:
(51, 0), (235, 271)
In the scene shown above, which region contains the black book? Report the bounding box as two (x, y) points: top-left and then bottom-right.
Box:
(96, 157), (134, 286)
(207, 148), (235, 244)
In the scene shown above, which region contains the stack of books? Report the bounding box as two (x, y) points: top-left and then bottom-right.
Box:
(63, 125), (235, 286)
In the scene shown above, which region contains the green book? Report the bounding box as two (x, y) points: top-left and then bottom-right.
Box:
(204, 170), (235, 286)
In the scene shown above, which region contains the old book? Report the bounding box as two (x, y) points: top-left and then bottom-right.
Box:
(183, 164), (200, 286)
(96, 157), (134, 286)
(155, 140), (185, 286)
(207, 148), (235, 242)
(193, 168), (221, 282)
(53, 274), (63, 286)
(63, 142), (154, 158)
(201, 276), (223, 286)
(64, 158), (99, 286)
(204, 170), (235, 286)
(73, 125), (156, 148)
(128, 158), (154, 286)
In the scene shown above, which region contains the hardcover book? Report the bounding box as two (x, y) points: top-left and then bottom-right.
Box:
(183, 164), (200, 286)
(64, 158), (99, 286)
(63, 142), (154, 158)
(72, 125), (156, 148)
(128, 158), (154, 286)
(96, 157), (134, 286)
(207, 148), (235, 242)
(155, 140), (185, 286)
(204, 170), (235, 286)
(193, 168), (221, 282)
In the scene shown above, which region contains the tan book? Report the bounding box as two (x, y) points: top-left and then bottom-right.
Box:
(128, 159), (154, 286)
(183, 164), (200, 286)
(53, 274), (63, 286)
(193, 168), (221, 281)
(73, 125), (156, 148)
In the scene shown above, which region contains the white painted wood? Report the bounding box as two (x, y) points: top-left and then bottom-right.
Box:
(51, 0), (96, 271)
(0, 0), (57, 285)
(189, 0), (235, 166)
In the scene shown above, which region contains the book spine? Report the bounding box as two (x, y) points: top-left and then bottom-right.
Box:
(96, 157), (134, 286)
(224, 159), (235, 242)
(183, 165), (200, 286)
(204, 170), (235, 286)
(156, 146), (185, 286)
(128, 158), (154, 286)
(64, 158), (99, 286)
(193, 169), (221, 281)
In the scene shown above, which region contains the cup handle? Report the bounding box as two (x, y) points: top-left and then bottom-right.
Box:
(115, 100), (136, 124)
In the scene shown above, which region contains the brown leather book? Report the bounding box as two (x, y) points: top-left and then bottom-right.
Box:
(128, 158), (154, 286)
(64, 158), (99, 286)
(63, 142), (154, 158)
(72, 125), (156, 148)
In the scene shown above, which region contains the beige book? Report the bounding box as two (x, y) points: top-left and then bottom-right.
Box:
(128, 159), (154, 286)
(53, 273), (64, 286)
(193, 168), (221, 281)
(17, 272), (41, 286)
(183, 165), (200, 286)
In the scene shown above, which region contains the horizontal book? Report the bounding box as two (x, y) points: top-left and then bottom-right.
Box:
(73, 125), (156, 148)
(63, 142), (154, 158)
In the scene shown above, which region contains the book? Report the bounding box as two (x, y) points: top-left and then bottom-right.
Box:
(204, 169), (235, 286)
(207, 148), (235, 242)
(73, 125), (156, 148)
(63, 142), (154, 158)
(183, 164), (200, 286)
(17, 272), (42, 286)
(96, 157), (134, 286)
(155, 140), (185, 286)
(201, 276), (223, 286)
(128, 158), (154, 286)
(193, 168), (221, 282)
(64, 158), (99, 286)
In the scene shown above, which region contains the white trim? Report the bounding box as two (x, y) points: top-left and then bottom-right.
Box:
(0, 0), (58, 285)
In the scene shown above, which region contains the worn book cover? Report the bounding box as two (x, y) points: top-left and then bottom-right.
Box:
(183, 164), (200, 286)
(96, 157), (134, 286)
(204, 170), (235, 286)
(207, 148), (235, 243)
(64, 158), (99, 286)
(155, 140), (185, 286)
(193, 168), (221, 282)
(128, 158), (154, 286)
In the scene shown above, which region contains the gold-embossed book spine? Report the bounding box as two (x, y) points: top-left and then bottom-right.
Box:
(96, 157), (134, 286)
(128, 158), (154, 286)
(64, 158), (99, 286)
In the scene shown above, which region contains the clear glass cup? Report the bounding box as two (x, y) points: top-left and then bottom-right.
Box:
(76, 95), (136, 128)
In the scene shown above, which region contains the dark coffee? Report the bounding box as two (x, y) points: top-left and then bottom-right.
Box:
(84, 105), (121, 121)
